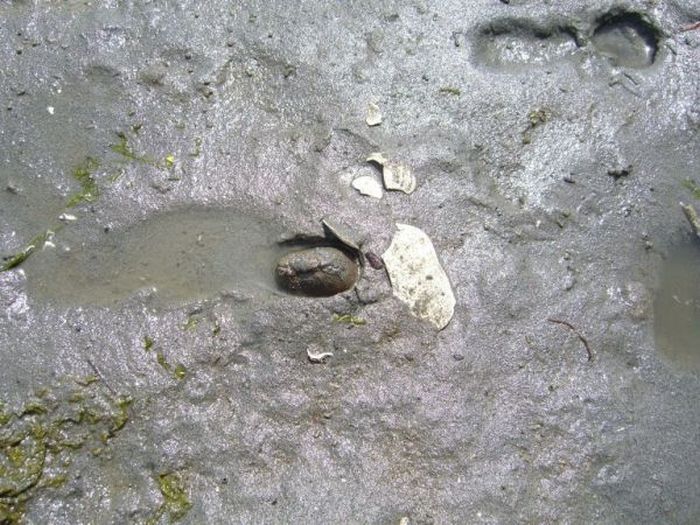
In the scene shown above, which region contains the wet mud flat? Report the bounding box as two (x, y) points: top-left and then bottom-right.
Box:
(2, 0), (700, 523)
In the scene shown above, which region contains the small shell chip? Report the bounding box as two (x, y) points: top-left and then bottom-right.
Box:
(351, 176), (383, 199)
(366, 152), (389, 165)
(382, 162), (416, 194)
(366, 102), (383, 126)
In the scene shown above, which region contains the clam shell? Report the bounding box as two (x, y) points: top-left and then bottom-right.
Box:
(275, 247), (359, 297)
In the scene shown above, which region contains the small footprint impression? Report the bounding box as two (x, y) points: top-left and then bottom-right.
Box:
(471, 9), (661, 71)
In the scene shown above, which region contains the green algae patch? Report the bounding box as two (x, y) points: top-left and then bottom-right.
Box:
(522, 108), (552, 144)
(66, 157), (100, 208)
(156, 352), (169, 372)
(146, 472), (192, 525)
(111, 132), (175, 170)
(155, 352), (187, 381)
(332, 313), (367, 326)
(439, 86), (461, 96)
(143, 336), (155, 352)
(173, 364), (187, 381)
(0, 379), (132, 523)
(183, 315), (200, 332)
(189, 138), (202, 158)
(1, 230), (54, 273)
(111, 132), (157, 166)
(2, 158), (103, 273)
(527, 108), (551, 127)
(143, 337), (186, 381)
(682, 179), (700, 200)
(74, 375), (99, 387)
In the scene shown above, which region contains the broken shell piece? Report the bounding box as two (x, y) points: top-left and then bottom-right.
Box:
(58, 213), (78, 222)
(382, 162), (416, 194)
(382, 224), (455, 330)
(366, 152), (389, 165)
(351, 176), (383, 199)
(366, 152), (416, 194)
(307, 346), (333, 363)
(366, 102), (383, 126)
(321, 218), (363, 253)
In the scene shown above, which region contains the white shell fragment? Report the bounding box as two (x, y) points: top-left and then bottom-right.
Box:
(382, 224), (456, 330)
(366, 102), (383, 126)
(307, 346), (333, 363)
(58, 213), (77, 222)
(382, 162), (416, 194)
(351, 176), (383, 199)
(366, 152), (416, 194)
(366, 152), (389, 165)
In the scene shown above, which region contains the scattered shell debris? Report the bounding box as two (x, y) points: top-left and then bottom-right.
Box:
(367, 152), (416, 194)
(307, 346), (333, 363)
(382, 223), (456, 330)
(351, 175), (383, 199)
(366, 102), (383, 126)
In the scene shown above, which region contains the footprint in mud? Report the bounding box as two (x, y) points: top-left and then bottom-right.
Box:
(471, 18), (580, 69)
(653, 242), (700, 371)
(591, 12), (659, 69)
(471, 10), (660, 70)
(22, 209), (284, 306)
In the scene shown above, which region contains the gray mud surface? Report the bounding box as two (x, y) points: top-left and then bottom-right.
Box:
(1, 1), (699, 523)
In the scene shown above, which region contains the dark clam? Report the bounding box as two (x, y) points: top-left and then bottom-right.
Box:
(275, 247), (358, 297)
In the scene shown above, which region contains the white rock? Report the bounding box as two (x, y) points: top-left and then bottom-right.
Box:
(366, 102), (382, 126)
(382, 224), (455, 330)
(351, 176), (383, 199)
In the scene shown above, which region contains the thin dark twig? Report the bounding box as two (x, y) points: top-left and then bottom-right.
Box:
(547, 318), (593, 361)
(87, 358), (117, 396)
(680, 21), (700, 32)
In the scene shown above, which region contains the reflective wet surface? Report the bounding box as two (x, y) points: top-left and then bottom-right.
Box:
(23, 208), (283, 306)
(654, 242), (700, 371)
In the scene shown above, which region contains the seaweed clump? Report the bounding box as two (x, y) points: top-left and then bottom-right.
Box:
(146, 472), (192, 525)
(0, 379), (131, 523)
(66, 157), (100, 208)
